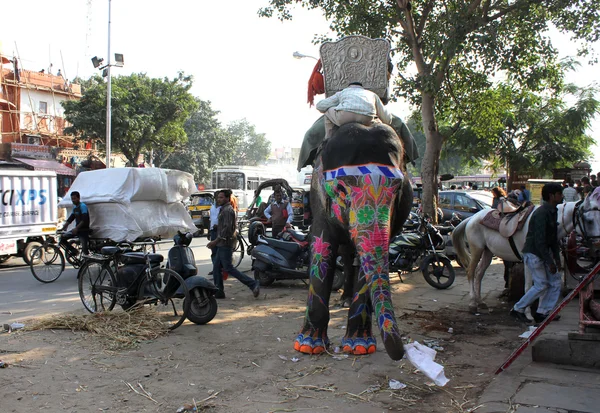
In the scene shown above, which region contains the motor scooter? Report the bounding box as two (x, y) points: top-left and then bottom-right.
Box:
(248, 222), (345, 290)
(167, 232), (219, 324)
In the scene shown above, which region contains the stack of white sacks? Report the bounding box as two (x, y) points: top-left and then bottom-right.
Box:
(58, 168), (197, 242)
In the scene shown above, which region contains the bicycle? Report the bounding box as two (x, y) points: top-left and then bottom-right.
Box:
(28, 231), (109, 283)
(232, 219), (253, 268)
(78, 246), (191, 330)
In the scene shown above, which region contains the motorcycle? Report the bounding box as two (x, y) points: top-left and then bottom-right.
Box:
(389, 214), (456, 289)
(165, 232), (219, 324)
(248, 222), (345, 290)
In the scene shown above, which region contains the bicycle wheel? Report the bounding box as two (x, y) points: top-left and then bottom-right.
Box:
(232, 235), (244, 268)
(78, 261), (117, 313)
(136, 267), (190, 330)
(30, 244), (65, 283)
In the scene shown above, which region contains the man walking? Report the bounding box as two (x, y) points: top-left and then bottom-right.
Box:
(264, 188), (294, 237)
(207, 189), (260, 299)
(61, 191), (90, 256)
(510, 183), (564, 323)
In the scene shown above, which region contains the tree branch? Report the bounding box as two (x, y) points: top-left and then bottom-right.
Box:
(467, 0), (483, 15)
(486, 0), (544, 22)
(416, 1), (434, 40)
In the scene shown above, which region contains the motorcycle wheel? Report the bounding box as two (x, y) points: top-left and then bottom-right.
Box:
(422, 254), (455, 289)
(331, 267), (345, 291)
(185, 288), (218, 325)
(254, 269), (274, 287)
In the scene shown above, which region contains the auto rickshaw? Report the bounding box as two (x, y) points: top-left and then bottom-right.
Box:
(291, 185), (311, 229)
(187, 190), (216, 236)
(243, 179), (296, 233)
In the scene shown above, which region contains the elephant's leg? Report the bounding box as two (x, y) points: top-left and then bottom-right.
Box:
(294, 232), (338, 355)
(342, 268), (376, 355)
(339, 246), (356, 308)
(474, 248), (494, 310)
(467, 246), (484, 314)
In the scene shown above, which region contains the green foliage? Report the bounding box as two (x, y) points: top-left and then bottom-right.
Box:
(260, 0), (600, 217)
(227, 119), (272, 166)
(63, 72), (198, 166)
(407, 119), (483, 177)
(160, 99), (236, 185)
(451, 81), (598, 177)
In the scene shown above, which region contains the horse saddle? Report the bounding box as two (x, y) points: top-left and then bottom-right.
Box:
(481, 205), (535, 237)
(497, 199), (521, 214)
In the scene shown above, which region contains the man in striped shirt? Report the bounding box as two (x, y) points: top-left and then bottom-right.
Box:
(316, 82), (392, 139)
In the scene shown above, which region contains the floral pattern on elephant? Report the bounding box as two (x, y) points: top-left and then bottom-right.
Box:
(296, 164), (404, 356)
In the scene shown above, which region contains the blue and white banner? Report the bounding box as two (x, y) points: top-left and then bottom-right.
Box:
(324, 164), (404, 181)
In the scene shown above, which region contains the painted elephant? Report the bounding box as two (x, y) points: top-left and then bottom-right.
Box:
(294, 122), (413, 360)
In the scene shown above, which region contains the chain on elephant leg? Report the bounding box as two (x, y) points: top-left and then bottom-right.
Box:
(294, 234), (335, 355)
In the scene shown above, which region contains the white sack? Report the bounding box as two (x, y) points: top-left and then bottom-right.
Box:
(86, 201), (197, 242)
(403, 341), (449, 387)
(59, 168), (196, 207)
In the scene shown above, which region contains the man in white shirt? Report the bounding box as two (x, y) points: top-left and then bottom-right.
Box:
(316, 82), (392, 139)
(562, 182), (578, 203)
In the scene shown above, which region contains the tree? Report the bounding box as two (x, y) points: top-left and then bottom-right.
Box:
(260, 0), (600, 220)
(63, 72), (198, 166)
(161, 99), (239, 185)
(452, 81), (598, 181)
(407, 119), (483, 177)
(227, 119), (272, 166)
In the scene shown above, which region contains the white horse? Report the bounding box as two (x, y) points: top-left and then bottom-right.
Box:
(453, 187), (600, 313)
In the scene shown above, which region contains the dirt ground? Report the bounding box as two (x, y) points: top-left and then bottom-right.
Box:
(0, 266), (525, 413)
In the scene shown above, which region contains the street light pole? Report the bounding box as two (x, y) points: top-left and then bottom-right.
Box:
(293, 51), (318, 61)
(105, 0), (112, 169)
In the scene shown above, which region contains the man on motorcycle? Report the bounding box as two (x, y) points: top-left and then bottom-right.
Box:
(61, 191), (90, 256)
(264, 188), (293, 237)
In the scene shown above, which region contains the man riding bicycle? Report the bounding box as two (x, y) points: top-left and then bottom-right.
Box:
(61, 191), (90, 257)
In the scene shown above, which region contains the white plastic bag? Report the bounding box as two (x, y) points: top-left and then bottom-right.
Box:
(404, 341), (449, 386)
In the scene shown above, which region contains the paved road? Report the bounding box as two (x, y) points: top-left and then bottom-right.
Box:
(0, 237), (252, 326)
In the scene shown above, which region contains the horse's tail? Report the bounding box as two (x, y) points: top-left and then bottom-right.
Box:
(452, 217), (471, 269)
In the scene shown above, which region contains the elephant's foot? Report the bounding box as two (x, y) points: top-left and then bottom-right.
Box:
(341, 336), (377, 355)
(294, 332), (329, 355)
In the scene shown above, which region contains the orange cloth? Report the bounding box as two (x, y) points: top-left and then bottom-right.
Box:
(307, 59), (325, 107)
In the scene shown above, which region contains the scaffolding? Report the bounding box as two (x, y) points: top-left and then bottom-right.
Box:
(0, 50), (82, 148)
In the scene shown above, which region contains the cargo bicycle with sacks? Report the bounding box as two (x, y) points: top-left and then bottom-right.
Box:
(78, 232), (218, 330)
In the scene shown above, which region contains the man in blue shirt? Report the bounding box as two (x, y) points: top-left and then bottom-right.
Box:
(61, 191), (90, 256)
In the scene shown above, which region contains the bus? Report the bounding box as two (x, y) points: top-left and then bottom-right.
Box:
(211, 165), (277, 210)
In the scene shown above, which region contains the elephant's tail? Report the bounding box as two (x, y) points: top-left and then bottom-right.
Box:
(452, 217), (471, 269)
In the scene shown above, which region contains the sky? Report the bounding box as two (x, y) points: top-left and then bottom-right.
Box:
(1, 0), (599, 173)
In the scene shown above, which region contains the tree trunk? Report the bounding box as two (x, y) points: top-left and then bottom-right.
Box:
(420, 91), (444, 223)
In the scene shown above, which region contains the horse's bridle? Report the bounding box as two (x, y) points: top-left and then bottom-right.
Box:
(572, 200), (600, 260)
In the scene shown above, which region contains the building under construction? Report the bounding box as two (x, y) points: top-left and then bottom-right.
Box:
(0, 53), (130, 195)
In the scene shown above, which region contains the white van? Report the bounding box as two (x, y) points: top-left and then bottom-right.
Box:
(0, 170), (58, 264)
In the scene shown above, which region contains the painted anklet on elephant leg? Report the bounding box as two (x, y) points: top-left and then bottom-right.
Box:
(294, 333), (329, 355)
(341, 336), (377, 355)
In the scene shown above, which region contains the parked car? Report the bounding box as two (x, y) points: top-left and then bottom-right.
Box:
(438, 190), (493, 221)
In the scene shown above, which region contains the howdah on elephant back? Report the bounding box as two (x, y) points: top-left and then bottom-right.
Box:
(294, 122), (412, 360)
